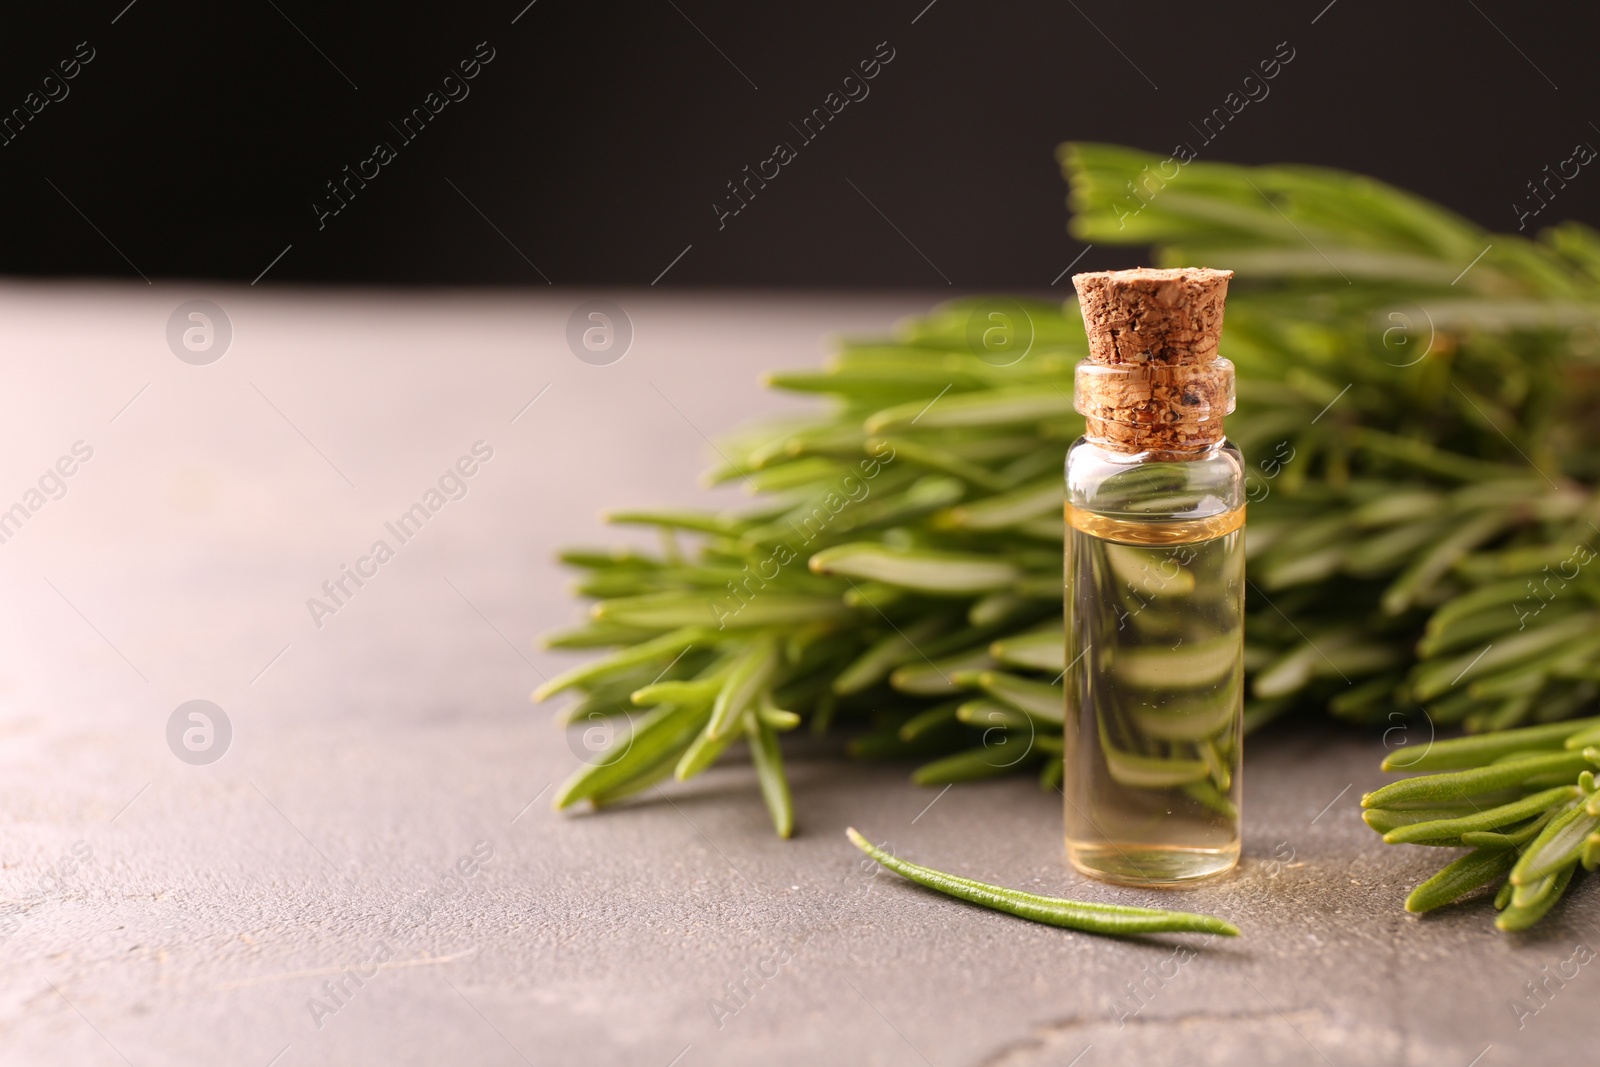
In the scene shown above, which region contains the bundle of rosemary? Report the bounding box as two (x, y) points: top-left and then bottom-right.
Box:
(537, 144), (1600, 891)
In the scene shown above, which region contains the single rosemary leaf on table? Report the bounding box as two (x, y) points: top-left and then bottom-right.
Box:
(845, 828), (1238, 937)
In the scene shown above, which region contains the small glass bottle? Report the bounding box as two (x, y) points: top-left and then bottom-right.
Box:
(1063, 268), (1245, 886)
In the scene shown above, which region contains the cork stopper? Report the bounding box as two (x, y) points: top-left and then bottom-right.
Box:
(1071, 267), (1235, 452)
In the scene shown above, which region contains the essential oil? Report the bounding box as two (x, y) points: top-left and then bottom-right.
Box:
(1063, 268), (1246, 886)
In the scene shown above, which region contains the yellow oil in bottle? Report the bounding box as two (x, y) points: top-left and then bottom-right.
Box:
(1063, 503), (1245, 885)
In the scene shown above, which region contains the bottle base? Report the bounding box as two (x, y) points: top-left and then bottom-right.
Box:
(1066, 841), (1239, 887)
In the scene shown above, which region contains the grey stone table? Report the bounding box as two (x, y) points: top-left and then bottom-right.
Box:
(1, 287), (1593, 1067)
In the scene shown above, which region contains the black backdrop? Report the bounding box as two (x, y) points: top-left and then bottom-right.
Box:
(3, 0), (1596, 287)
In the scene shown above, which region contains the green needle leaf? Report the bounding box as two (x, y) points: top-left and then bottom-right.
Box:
(1511, 803), (1600, 885)
(1406, 848), (1518, 914)
(846, 828), (1238, 937)
(808, 543), (1021, 594)
(1382, 786), (1578, 844)
(1362, 751), (1596, 810)
(708, 638), (781, 739)
(747, 708), (794, 838)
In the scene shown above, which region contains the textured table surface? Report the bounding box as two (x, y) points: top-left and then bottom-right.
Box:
(1, 286), (1593, 1067)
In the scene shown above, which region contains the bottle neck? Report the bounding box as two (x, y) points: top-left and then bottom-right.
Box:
(1073, 357), (1235, 456)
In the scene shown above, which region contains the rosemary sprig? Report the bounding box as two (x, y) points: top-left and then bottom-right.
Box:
(1364, 717), (1600, 930)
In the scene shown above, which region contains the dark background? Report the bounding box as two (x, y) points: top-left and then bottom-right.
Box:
(2, 0), (1596, 288)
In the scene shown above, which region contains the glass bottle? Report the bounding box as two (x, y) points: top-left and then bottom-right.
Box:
(1063, 268), (1245, 886)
